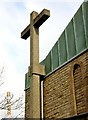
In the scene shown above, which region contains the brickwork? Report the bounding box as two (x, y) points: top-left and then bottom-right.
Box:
(25, 88), (30, 118)
(43, 50), (88, 119)
(73, 64), (86, 114)
(62, 112), (88, 120)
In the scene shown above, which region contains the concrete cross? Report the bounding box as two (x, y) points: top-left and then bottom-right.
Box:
(21, 9), (50, 118)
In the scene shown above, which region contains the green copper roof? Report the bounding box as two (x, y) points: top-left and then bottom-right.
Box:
(25, 1), (88, 89)
(25, 72), (30, 89)
(41, 1), (88, 75)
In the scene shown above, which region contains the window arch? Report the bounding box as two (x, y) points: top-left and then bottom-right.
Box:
(73, 64), (86, 114)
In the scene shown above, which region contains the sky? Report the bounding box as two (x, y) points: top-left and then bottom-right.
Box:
(0, 0), (84, 118)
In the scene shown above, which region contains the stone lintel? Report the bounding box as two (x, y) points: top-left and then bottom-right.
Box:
(21, 9), (50, 40)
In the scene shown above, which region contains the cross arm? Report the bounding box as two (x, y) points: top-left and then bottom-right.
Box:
(21, 24), (30, 40)
(21, 9), (50, 40)
(33, 9), (50, 28)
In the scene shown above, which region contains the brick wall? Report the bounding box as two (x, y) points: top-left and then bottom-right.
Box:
(43, 50), (88, 119)
(73, 64), (86, 114)
(62, 112), (88, 120)
(25, 88), (30, 118)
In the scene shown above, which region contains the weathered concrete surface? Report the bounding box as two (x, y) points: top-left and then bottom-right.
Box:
(21, 9), (50, 118)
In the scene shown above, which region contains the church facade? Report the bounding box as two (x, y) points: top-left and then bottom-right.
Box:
(25, 1), (88, 119)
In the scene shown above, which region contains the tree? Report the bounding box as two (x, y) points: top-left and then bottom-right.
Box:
(0, 66), (5, 87)
(0, 66), (24, 118)
(0, 92), (24, 118)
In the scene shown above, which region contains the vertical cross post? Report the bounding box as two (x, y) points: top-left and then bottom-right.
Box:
(21, 9), (50, 118)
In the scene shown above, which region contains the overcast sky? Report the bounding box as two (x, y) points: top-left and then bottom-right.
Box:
(0, 0), (84, 118)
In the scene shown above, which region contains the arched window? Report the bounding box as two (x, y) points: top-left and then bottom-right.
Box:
(73, 64), (86, 114)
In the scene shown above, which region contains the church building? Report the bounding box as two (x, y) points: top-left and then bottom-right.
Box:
(24, 1), (88, 119)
